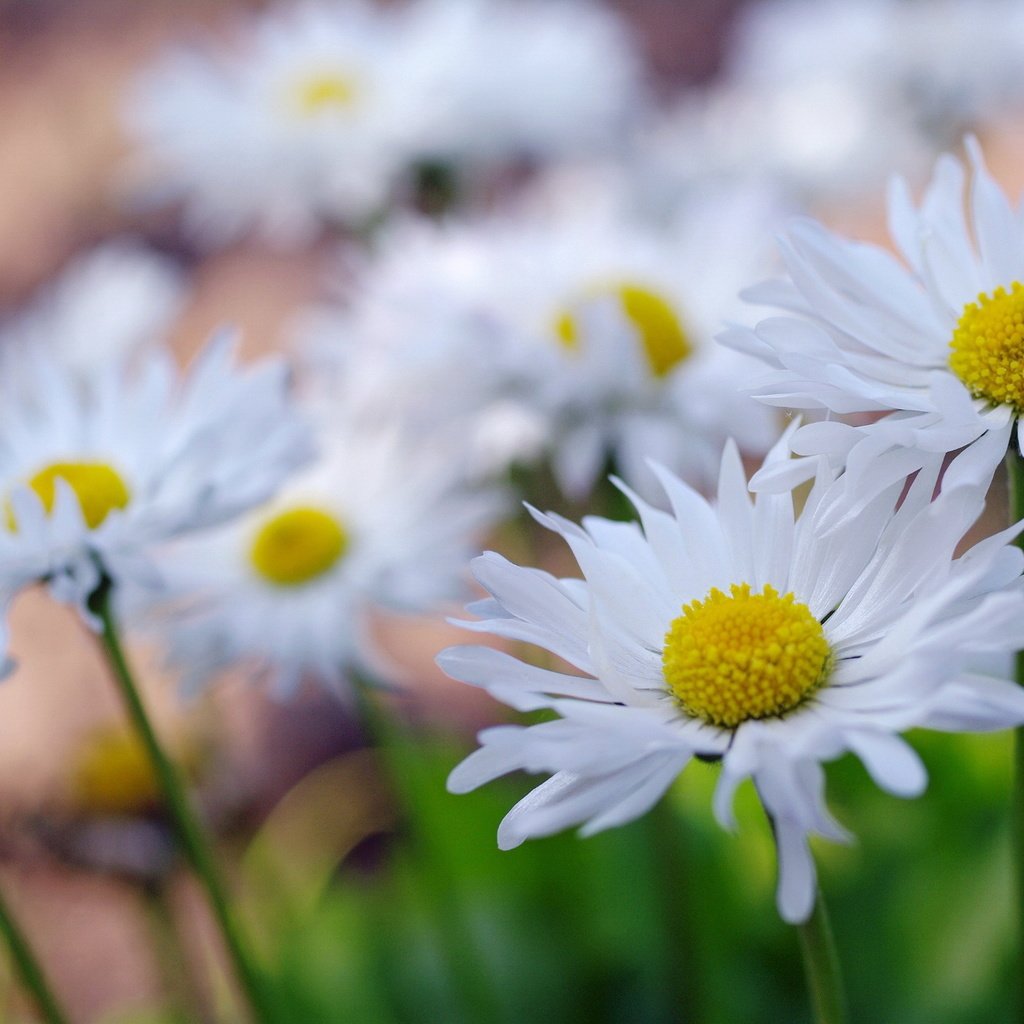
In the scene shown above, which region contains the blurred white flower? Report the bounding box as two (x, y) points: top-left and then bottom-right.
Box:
(0, 334), (311, 646)
(401, 0), (644, 167)
(442, 436), (1024, 923)
(152, 406), (505, 697)
(731, 0), (1024, 141)
(643, 0), (1024, 207)
(302, 174), (781, 501)
(123, 0), (644, 245)
(1, 241), (185, 376)
(124, 2), (431, 245)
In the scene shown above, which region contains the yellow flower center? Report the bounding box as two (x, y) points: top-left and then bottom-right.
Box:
(250, 506), (348, 587)
(17, 461), (131, 530)
(949, 282), (1024, 411)
(292, 71), (359, 115)
(72, 728), (161, 817)
(554, 282), (693, 378)
(662, 583), (832, 728)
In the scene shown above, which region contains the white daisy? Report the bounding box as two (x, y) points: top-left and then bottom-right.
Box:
(1, 240), (185, 376)
(0, 333), (312, 645)
(301, 177), (780, 501)
(440, 435), (1024, 922)
(730, 0), (1024, 150)
(721, 141), (1024, 515)
(151, 407), (504, 698)
(399, 0), (644, 168)
(124, 2), (431, 246)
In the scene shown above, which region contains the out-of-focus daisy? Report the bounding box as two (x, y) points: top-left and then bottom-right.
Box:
(0, 334), (311, 650)
(722, 142), (1024, 513)
(401, 0), (643, 168)
(1, 241), (185, 376)
(441, 436), (1024, 922)
(152, 408), (504, 698)
(303, 178), (781, 501)
(124, 2), (429, 245)
(124, 0), (643, 246)
(730, 0), (1024, 149)
(642, 0), (1024, 210)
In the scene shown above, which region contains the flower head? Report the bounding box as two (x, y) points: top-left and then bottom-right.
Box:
(151, 408), (504, 697)
(440, 436), (1024, 921)
(125, 2), (427, 245)
(721, 141), (1024, 515)
(0, 333), (311, 650)
(305, 178), (779, 500)
(1, 241), (186, 377)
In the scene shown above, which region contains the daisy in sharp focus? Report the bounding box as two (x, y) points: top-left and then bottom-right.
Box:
(440, 433), (1024, 922)
(720, 141), (1024, 515)
(150, 405), (505, 698)
(0, 333), (311, 654)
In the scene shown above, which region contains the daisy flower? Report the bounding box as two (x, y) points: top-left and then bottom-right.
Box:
(1, 241), (185, 376)
(124, 2), (431, 245)
(440, 435), (1024, 922)
(151, 407), (504, 698)
(400, 0), (644, 168)
(0, 333), (311, 651)
(721, 141), (1024, 513)
(302, 177), (780, 501)
(730, 0), (1024, 150)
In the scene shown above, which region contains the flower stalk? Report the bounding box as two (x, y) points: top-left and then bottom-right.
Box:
(0, 885), (69, 1024)
(89, 580), (277, 1024)
(1005, 445), (1024, 1021)
(796, 887), (847, 1024)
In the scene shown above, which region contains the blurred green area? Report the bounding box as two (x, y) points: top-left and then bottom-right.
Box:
(119, 720), (1009, 1024)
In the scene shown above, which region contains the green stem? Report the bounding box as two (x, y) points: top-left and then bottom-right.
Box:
(796, 887), (847, 1024)
(648, 798), (701, 1021)
(90, 582), (276, 1024)
(0, 884), (69, 1024)
(353, 679), (501, 1024)
(1006, 447), (1024, 1022)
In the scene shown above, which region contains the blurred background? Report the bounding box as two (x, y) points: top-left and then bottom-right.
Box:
(0, 1), (1023, 1021)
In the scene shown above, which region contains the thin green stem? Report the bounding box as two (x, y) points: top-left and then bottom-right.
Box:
(648, 798), (701, 1021)
(1005, 446), (1024, 1022)
(352, 679), (502, 1024)
(0, 884), (69, 1024)
(796, 887), (847, 1024)
(90, 582), (277, 1024)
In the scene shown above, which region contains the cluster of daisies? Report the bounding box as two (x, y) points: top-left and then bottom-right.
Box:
(440, 143), (1024, 924)
(5, 0), (1024, 968)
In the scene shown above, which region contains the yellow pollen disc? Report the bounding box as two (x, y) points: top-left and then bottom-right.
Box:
(949, 282), (1024, 411)
(292, 71), (359, 115)
(662, 583), (832, 728)
(250, 506), (348, 587)
(16, 461), (131, 530)
(72, 728), (161, 817)
(553, 281), (692, 377)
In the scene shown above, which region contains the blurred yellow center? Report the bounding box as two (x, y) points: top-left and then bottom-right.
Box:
(662, 584), (831, 728)
(251, 506), (348, 586)
(554, 282), (692, 377)
(949, 282), (1024, 411)
(293, 72), (358, 115)
(21, 461), (130, 529)
(72, 728), (160, 817)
